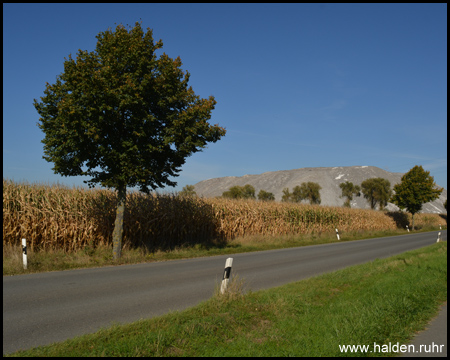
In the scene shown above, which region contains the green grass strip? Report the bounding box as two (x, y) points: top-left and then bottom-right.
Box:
(6, 242), (447, 357)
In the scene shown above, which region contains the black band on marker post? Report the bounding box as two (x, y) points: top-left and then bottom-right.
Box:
(223, 267), (231, 280)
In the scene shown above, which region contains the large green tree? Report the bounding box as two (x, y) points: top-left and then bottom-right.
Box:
(361, 178), (392, 210)
(34, 22), (226, 259)
(390, 165), (443, 230)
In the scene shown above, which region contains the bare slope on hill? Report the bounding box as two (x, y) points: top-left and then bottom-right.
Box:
(193, 166), (447, 214)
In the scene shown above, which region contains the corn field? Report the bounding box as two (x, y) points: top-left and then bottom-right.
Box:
(3, 179), (446, 252)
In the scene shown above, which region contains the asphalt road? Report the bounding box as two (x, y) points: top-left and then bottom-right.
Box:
(3, 230), (447, 354)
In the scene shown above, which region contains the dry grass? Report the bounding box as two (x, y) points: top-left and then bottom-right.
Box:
(206, 197), (399, 239)
(3, 179), (446, 253)
(3, 179), (220, 252)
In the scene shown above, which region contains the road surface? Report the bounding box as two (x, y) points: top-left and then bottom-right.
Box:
(3, 230), (446, 354)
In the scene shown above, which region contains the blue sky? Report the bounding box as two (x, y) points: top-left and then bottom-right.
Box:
(3, 3), (447, 192)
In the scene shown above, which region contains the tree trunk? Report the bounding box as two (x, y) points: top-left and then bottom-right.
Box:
(112, 184), (126, 260)
(411, 213), (415, 231)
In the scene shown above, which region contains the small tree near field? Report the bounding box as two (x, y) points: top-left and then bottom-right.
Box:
(300, 182), (322, 205)
(179, 185), (197, 197)
(291, 185), (303, 203)
(283, 182), (322, 204)
(34, 22), (226, 259)
(361, 178), (392, 210)
(339, 181), (361, 208)
(281, 188), (291, 202)
(390, 165), (443, 230)
(222, 186), (243, 199)
(257, 189), (275, 201)
(242, 184), (256, 199)
(222, 184), (255, 199)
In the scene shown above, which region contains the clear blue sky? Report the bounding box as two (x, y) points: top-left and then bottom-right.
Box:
(3, 3), (447, 192)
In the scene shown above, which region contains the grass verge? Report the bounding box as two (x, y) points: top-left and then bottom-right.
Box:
(3, 226), (445, 276)
(5, 242), (447, 357)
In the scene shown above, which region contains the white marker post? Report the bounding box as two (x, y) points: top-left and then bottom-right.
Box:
(406, 225), (409, 232)
(220, 258), (233, 294)
(437, 232), (441, 243)
(22, 238), (27, 270)
(335, 228), (340, 241)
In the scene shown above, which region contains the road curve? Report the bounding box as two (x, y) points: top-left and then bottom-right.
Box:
(3, 230), (446, 354)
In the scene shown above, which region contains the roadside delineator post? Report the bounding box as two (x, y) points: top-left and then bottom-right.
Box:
(406, 225), (409, 232)
(335, 228), (340, 241)
(436, 232), (441, 243)
(22, 238), (27, 270)
(220, 258), (233, 294)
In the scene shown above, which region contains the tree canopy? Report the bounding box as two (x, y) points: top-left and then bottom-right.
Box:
(281, 182), (322, 205)
(34, 22), (226, 258)
(281, 188), (291, 202)
(257, 189), (275, 201)
(179, 185), (197, 197)
(390, 165), (443, 230)
(34, 22), (225, 192)
(361, 178), (392, 210)
(222, 184), (256, 199)
(339, 181), (361, 208)
(300, 182), (322, 205)
(291, 185), (304, 203)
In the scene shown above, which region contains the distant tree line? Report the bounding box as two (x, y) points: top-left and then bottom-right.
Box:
(181, 165), (444, 231)
(221, 184), (275, 201)
(217, 182), (322, 204)
(339, 166), (443, 230)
